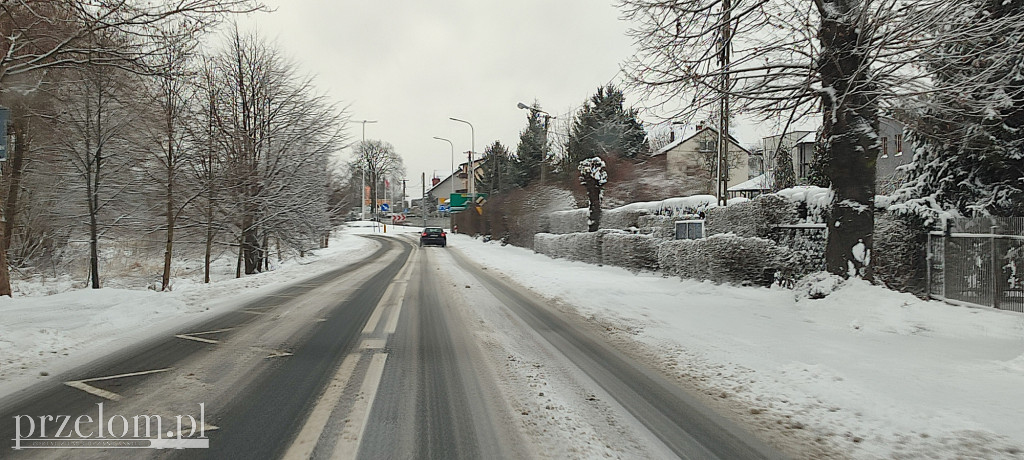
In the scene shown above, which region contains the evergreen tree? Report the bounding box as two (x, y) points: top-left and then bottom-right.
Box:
(897, 0), (1024, 217)
(516, 102), (549, 186)
(773, 147), (797, 191)
(565, 84), (649, 170)
(478, 141), (521, 195)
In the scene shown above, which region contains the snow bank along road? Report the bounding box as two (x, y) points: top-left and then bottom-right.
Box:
(1, 234), (784, 459)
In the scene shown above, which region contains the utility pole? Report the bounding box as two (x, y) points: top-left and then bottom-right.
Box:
(400, 179), (407, 215)
(422, 172), (427, 227)
(357, 120), (377, 221)
(716, 0), (732, 206)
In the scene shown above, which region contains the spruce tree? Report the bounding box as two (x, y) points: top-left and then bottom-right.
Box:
(515, 102), (549, 186)
(897, 0), (1024, 217)
(478, 141), (520, 195)
(565, 84), (649, 170)
(773, 147), (797, 191)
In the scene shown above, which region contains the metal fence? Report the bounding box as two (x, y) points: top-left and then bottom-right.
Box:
(928, 217), (1024, 312)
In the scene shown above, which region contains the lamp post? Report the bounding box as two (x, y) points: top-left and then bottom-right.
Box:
(517, 103), (554, 183)
(449, 117), (475, 198)
(432, 136), (455, 198)
(356, 120), (377, 221)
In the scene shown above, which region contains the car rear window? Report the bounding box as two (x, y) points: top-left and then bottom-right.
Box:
(424, 228), (443, 234)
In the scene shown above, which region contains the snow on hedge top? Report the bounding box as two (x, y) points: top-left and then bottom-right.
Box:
(613, 194), (718, 216)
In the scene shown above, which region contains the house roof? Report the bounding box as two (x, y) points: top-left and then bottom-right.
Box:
(653, 126), (751, 156)
(728, 172), (774, 192)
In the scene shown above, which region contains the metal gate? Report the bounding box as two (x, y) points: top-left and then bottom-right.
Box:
(927, 217), (1024, 312)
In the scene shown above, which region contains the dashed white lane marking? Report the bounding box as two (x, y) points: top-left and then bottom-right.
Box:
(281, 354), (362, 460)
(359, 339), (387, 350)
(242, 309), (267, 315)
(332, 352), (389, 460)
(175, 328), (235, 344)
(251, 346), (294, 359)
(65, 368), (173, 401)
(362, 249), (417, 334)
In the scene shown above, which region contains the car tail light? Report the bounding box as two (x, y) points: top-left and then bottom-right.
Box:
(441, 232), (446, 237)
(421, 232), (427, 236)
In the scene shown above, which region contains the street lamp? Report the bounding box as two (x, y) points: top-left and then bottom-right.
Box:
(356, 120), (377, 221)
(516, 103), (555, 183)
(449, 117), (475, 198)
(432, 136), (455, 198)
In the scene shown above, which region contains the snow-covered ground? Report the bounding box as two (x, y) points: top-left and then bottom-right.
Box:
(450, 233), (1024, 459)
(0, 228), (380, 398)
(4, 222), (1023, 459)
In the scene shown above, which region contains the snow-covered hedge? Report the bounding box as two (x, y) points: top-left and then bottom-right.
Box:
(545, 194), (720, 235)
(600, 208), (648, 231)
(601, 231), (659, 272)
(657, 234), (781, 286)
(533, 231), (603, 265)
(547, 208), (589, 234)
(872, 212), (928, 294)
(637, 215), (676, 239)
(705, 194), (799, 238)
(776, 186), (831, 223)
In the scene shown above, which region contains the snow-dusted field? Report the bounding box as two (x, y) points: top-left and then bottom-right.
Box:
(0, 229), (380, 398)
(452, 233), (1024, 459)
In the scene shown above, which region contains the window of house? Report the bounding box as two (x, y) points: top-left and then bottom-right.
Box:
(881, 137), (888, 158)
(895, 134), (903, 156)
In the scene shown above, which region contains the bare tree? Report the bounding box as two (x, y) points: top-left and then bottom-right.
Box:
(352, 140), (404, 220)
(619, 0), (1018, 279)
(0, 0), (263, 86)
(207, 27), (347, 275)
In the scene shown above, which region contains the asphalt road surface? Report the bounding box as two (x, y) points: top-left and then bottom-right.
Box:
(1, 234), (786, 460)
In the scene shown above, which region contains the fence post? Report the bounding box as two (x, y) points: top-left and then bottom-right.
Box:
(926, 231), (932, 298)
(991, 226), (1000, 310)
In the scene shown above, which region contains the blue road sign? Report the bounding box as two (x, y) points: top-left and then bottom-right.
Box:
(438, 205), (449, 212)
(380, 203), (390, 212)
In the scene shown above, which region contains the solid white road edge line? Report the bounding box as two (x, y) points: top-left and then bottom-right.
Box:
(281, 353), (362, 460)
(331, 352), (389, 460)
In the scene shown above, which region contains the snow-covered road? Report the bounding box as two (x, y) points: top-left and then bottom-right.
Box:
(2, 222), (1023, 459)
(450, 232), (1024, 459)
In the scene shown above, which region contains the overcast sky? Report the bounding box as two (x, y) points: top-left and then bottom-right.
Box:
(233, 1), (633, 192)
(238, 1), (791, 202)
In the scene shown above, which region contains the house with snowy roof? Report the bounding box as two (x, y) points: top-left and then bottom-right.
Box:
(651, 122), (753, 194)
(743, 117), (911, 198)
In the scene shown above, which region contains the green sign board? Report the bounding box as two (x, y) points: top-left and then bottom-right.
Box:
(448, 193), (487, 212)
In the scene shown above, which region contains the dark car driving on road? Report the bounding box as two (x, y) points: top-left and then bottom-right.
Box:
(420, 227), (447, 247)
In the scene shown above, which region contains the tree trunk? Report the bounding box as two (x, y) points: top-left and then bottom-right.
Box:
(161, 133), (175, 291)
(0, 215), (11, 297)
(4, 119), (25, 255)
(204, 221), (214, 284)
(0, 118), (27, 296)
(89, 207), (100, 289)
(242, 217), (261, 275)
(586, 183), (601, 232)
(819, 0), (877, 280)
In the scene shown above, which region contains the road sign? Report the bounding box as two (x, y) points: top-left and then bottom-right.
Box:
(380, 203), (390, 212)
(438, 205), (449, 212)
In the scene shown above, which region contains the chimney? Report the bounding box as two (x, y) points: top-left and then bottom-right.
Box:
(696, 121), (705, 131)
(431, 177), (441, 187)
